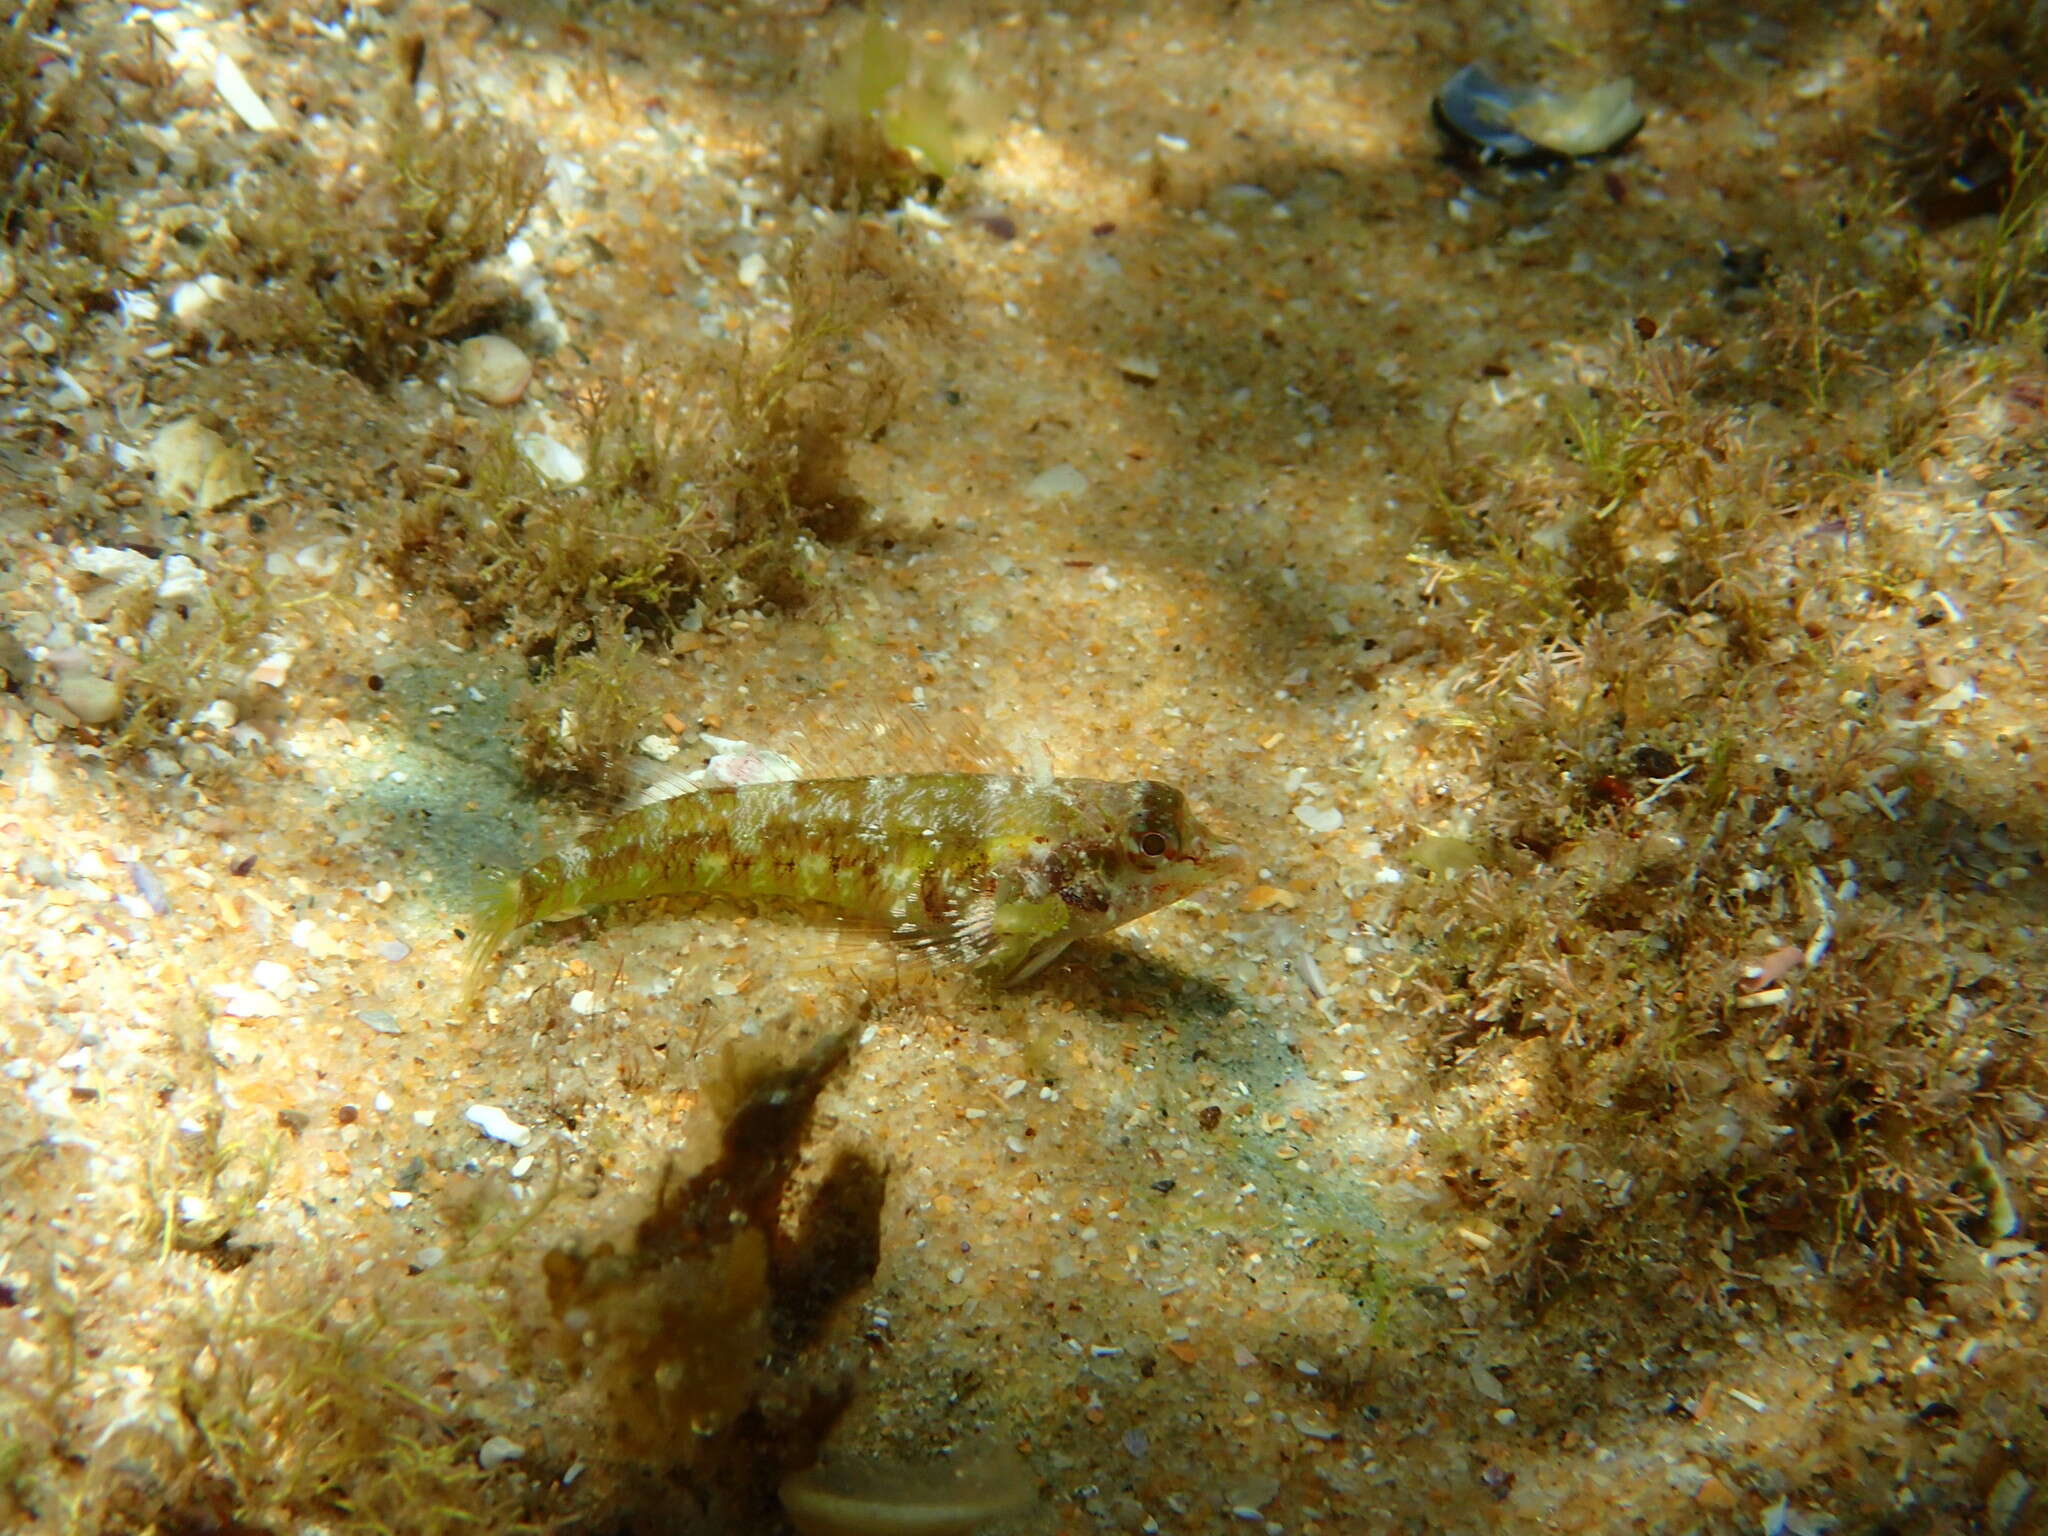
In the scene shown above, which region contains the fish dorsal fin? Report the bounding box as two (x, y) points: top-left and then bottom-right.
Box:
(625, 736), (806, 808)
(780, 702), (1024, 779)
(621, 705), (1032, 811)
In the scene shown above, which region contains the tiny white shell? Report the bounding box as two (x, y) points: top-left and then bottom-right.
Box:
(214, 53), (280, 133)
(464, 1104), (532, 1147)
(517, 433), (586, 485)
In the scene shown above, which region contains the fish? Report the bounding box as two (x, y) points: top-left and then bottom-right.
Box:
(463, 760), (1235, 1006)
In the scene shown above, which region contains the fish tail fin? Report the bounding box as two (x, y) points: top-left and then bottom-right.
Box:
(461, 870), (527, 1013)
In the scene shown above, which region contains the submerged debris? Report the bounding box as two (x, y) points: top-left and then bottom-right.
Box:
(1433, 64), (1645, 164)
(544, 1032), (877, 1528)
(780, 1447), (1035, 1536)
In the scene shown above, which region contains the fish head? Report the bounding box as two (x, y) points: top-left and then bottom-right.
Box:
(1104, 780), (1238, 919)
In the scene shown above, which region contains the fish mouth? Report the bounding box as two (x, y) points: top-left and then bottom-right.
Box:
(1191, 839), (1250, 878)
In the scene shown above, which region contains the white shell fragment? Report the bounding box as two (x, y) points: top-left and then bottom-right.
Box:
(636, 733), (681, 762)
(1511, 78), (1643, 157)
(213, 52), (280, 133)
(248, 652), (294, 689)
(157, 554), (209, 604)
(71, 546), (158, 586)
(149, 419), (260, 511)
(477, 1436), (526, 1471)
(781, 1449), (1034, 1536)
(169, 275), (232, 329)
(454, 334), (534, 406)
(464, 1104), (533, 1147)
(1024, 464), (1088, 501)
(1294, 802), (1344, 833)
(251, 959), (293, 992)
(214, 984), (283, 1019)
(517, 433), (586, 486)
(70, 546), (210, 607)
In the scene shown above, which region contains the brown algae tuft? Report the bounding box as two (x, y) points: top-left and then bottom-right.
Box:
(383, 224), (937, 694)
(781, 1448), (1035, 1536)
(212, 40), (547, 385)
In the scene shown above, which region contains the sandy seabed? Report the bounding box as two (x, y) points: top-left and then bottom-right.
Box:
(4, 2), (2048, 1533)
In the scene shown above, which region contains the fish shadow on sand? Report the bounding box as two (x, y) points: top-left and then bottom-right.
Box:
(1037, 940), (1243, 1026)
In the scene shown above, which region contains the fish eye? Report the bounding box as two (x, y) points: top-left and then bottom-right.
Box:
(1137, 830), (1172, 859)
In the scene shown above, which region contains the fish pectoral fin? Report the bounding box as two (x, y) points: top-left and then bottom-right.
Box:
(997, 933), (1076, 985)
(969, 895), (1074, 984)
(892, 893), (1072, 981)
(989, 894), (1070, 939)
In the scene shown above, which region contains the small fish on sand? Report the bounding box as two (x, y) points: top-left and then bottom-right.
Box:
(464, 735), (1236, 1006)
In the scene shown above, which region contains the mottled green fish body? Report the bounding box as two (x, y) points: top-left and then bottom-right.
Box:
(464, 772), (1229, 1004)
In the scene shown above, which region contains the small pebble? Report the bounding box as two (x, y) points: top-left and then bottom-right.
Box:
(465, 1104), (532, 1147)
(455, 334), (534, 405)
(57, 674), (123, 726)
(477, 1435), (525, 1471)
